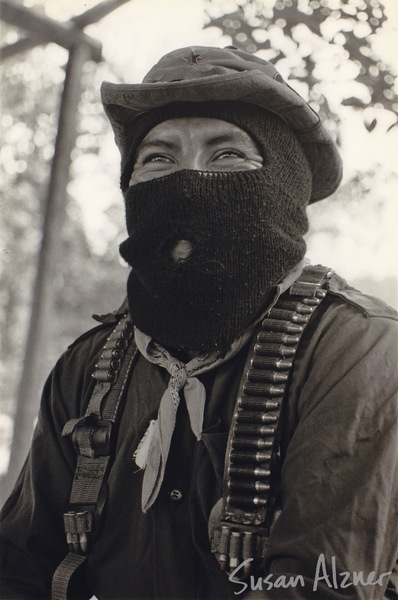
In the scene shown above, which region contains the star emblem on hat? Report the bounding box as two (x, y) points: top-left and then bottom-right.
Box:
(184, 49), (201, 65)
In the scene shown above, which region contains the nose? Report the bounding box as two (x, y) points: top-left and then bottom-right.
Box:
(178, 149), (204, 172)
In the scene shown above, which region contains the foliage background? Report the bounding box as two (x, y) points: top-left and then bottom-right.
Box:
(0, 0), (397, 475)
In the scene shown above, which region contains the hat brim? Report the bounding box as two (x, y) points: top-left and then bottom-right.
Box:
(101, 71), (342, 202)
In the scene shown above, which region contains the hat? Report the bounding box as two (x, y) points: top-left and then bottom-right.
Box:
(101, 46), (343, 202)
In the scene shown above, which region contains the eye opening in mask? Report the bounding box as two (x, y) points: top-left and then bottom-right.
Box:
(128, 165), (261, 188)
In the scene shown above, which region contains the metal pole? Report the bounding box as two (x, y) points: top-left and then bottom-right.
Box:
(2, 42), (92, 500)
(0, 0), (132, 61)
(0, 0), (102, 60)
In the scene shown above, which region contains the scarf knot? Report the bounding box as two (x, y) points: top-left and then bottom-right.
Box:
(168, 359), (188, 395)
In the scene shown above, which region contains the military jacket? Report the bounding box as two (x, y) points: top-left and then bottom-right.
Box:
(0, 274), (397, 600)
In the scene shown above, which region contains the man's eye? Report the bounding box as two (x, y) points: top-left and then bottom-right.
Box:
(142, 153), (173, 164)
(213, 150), (244, 161)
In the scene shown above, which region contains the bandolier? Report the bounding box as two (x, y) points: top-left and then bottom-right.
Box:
(209, 264), (333, 577)
(52, 315), (138, 600)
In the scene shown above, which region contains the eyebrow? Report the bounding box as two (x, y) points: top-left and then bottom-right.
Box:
(136, 138), (178, 152)
(204, 131), (251, 147)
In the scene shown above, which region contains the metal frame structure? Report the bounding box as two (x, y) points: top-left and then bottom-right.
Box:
(0, 0), (132, 500)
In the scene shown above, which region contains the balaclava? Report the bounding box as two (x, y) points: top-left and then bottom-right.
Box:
(119, 102), (312, 352)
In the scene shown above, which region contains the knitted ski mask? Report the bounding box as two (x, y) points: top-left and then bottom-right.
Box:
(119, 102), (312, 352)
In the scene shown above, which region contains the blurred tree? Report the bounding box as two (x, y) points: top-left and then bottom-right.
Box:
(0, 43), (60, 416)
(0, 43), (127, 449)
(0, 0), (132, 494)
(205, 0), (397, 135)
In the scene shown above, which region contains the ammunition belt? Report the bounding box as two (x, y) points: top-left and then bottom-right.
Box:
(52, 313), (137, 600)
(210, 264), (333, 578)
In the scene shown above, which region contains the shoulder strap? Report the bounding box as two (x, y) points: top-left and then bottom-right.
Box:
(209, 264), (333, 578)
(52, 313), (138, 600)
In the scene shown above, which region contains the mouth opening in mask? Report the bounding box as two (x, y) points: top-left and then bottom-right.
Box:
(164, 238), (193, 264)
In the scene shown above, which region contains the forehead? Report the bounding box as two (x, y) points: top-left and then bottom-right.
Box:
(138, 117), (255, 146)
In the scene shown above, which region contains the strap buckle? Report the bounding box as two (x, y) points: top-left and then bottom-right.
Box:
(63, 510), (93, 554)
(63, 416), (113, 458)
(75, 418), (113, 458)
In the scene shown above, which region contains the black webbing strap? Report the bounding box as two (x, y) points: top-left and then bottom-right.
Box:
(52, 555), (86, 600)
(209, 264), (333, 577)
(52, 313), (137, 600)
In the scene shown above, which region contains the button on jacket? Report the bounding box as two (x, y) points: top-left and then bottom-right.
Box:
(0, 274), (397, 600)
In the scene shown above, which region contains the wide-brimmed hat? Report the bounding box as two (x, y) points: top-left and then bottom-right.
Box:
(101, 46), (343, 202)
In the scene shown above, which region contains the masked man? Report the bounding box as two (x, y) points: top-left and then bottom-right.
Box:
(1, 46), (397, 600)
